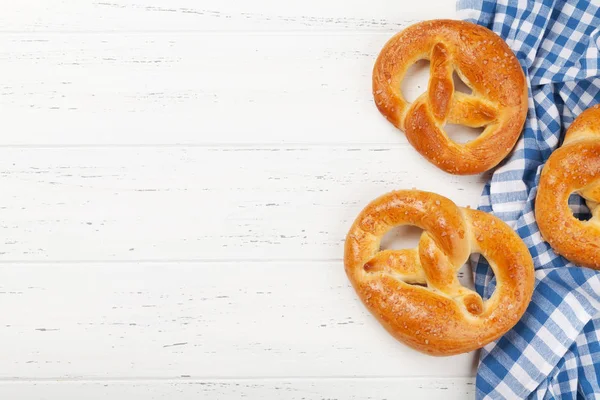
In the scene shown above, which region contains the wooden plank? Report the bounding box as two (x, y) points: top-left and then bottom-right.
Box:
(3, 1), (455, 32)
(0, 33), (473, 145)
(0, 147), (485, 261)
(0, 378), (475, 399)
(0, 262), (477, 379)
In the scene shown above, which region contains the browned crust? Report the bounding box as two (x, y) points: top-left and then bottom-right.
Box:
(373, 19), (528, 175)
(344, 190), (534, 356)
(536, 105), (600, 269)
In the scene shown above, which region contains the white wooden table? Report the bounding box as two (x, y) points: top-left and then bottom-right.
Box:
(1, 1), (484, 398)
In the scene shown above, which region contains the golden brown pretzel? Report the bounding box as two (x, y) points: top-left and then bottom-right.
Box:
(373, 20), (528, 175)
(344, 190), (534, 356)
(536, 105), (600, 269)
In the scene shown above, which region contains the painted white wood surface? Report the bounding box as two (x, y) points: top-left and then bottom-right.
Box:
(1, 263), (476, 378)
(0, 147), (485, 261)
(3, 1), (455, 32)
(1, 0), (484, 398)
(0, 378), (475, 399)
(0, 34), (481, 145)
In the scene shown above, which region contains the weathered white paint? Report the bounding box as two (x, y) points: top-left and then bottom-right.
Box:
(0, 33), (470, 145)
(2, 1), (455, 32)
(0, 378), (476, 399)
(1, 0), (487, 398)
(1, 262), (477, 379)
(0, 147), (486, 261)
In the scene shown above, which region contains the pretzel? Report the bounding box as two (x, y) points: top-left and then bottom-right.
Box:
(344, 190), (534, 356)
(373, 20), (528, 175)
(536, 105), (600, 269)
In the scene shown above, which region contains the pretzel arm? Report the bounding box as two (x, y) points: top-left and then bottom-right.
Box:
(428, 43), (454, 123)
(363, 249), (427, 284)
(447, 93), (498, 127)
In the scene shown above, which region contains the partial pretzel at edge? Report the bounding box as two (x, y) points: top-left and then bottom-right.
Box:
(536, 105), (600, 269)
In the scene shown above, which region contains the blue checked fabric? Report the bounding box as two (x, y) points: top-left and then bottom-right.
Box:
(456, 0), (600, 398)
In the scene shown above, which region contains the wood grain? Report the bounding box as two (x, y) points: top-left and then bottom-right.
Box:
(0, 147), (486, 261)
(0, 378), (475, 399)
(0, 33), (461, 145)
(3, 1), (454, 32)
(1, 262), (477, 379)
(1, 0), (484, 395)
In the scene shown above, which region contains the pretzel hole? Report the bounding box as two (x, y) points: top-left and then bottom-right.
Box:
(458, 254), (495, 316)
(380, 225), (423, 251)
(452, 71), (472, 95)
(400, 59), (430, 103)
(444, 124), (485, 144)
(466, 253), (496, 301)
(568, 193), (591, 221)
(457, 262), (476, 291)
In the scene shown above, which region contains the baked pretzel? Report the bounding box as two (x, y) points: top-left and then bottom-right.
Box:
(344, 190), (534, 356)
(536, 105), (600, 269)
(373, 20), (528, 175)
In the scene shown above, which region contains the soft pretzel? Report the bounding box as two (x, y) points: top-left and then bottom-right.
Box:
(373, 20), (528, 175)
(344, 190), (534, 356)
(536, 105), (600, 269)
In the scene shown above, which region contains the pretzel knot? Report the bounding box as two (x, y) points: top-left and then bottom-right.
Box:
(373, 20), (528, 175)
(344, 190), (534, 356)
(536, 105), (600, 269)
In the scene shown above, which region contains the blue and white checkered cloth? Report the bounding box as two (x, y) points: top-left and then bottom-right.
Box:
(456, 0), (600, 398)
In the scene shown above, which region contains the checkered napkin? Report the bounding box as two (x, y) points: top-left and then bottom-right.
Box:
(456, 0), (600, 398)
